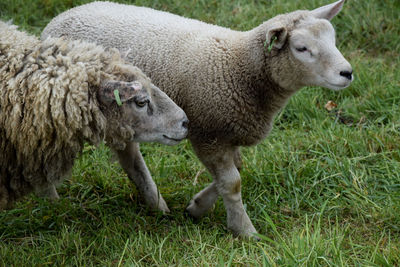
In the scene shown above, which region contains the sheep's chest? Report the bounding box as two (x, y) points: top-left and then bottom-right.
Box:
(187, 108), (274, 147)
(228, 113), (274, 146)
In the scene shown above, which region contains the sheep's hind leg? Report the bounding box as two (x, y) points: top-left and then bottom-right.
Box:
(116, 142), (170, 213)
(36, 184), (60, 200)
(0, 185), (11, 210)
(189, 144), (258, 238)
(186, 147), (242, 218)
(186, 182), (219, 218)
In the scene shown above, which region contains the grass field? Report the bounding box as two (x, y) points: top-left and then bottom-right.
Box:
(1, 0), (399, 266)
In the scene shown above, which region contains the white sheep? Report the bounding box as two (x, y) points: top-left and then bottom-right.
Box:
(42, 0), (353, 237)
(0, 20), (188, 211)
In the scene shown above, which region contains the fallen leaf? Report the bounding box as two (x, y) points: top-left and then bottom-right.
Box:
(324, 100), (337, 111)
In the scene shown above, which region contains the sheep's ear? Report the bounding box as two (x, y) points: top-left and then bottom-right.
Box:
(99, 80), (142, 105)
(311, 0), (345, 20)
(266, 26), (288, 50)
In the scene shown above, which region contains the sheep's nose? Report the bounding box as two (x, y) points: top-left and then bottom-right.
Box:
(340, 70), (353, 80)
(182, 119), (189, 129)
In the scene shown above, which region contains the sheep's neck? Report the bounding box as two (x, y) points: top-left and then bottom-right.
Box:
(256, 53), (299, 120)
(227, 30), (301, 146)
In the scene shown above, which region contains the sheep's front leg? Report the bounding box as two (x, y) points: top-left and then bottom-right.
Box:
(189, 145), (257, 237)
(215, 160), (257, 237)
(116, 142), (169, 213)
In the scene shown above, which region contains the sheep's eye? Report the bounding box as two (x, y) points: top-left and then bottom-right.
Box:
(296, 47), (308, 52)
(135, 99), (149, 108)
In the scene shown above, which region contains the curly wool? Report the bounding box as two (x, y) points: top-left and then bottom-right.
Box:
(0, 21), (147, 209)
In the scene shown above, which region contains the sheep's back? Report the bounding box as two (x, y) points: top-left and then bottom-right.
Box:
(43, 2), (262, 145)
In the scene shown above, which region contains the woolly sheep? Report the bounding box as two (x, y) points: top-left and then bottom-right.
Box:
(0, 21), (188, 211)
(42, 0), (353, 237)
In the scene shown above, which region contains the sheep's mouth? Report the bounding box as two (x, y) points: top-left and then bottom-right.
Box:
(323, 80), (351, 91)
(163, 135), (184, 142)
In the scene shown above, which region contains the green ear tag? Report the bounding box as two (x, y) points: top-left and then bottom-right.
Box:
(265, 35), (277, 52)
(114, 89), (123, 106)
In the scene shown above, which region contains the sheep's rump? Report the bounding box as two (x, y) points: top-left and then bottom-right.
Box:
(0, 21), (106, 208)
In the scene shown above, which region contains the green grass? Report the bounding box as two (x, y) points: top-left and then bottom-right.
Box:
(1, 0), (399, 266)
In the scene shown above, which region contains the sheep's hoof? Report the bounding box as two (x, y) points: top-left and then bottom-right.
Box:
(183, 207), (202, 223)
(228, 223), (260, 241)
(158, 203), (170, 214)
(147, 196), (170, 214)
(231, 231), (261, 241)
(185, 199), (209, 219)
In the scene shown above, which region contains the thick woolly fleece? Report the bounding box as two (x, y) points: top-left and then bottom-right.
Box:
(0, 21), (150, 209)
(42, 2), (311, 147)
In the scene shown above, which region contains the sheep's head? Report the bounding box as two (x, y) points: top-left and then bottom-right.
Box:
(265, 0), (353, 91)
(99, 78), (188, 148)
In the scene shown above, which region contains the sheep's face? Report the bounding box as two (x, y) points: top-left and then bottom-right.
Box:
(266, 0), (352, 91)
(99, 80), (188, 145)
(288, 17), (352, 90)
